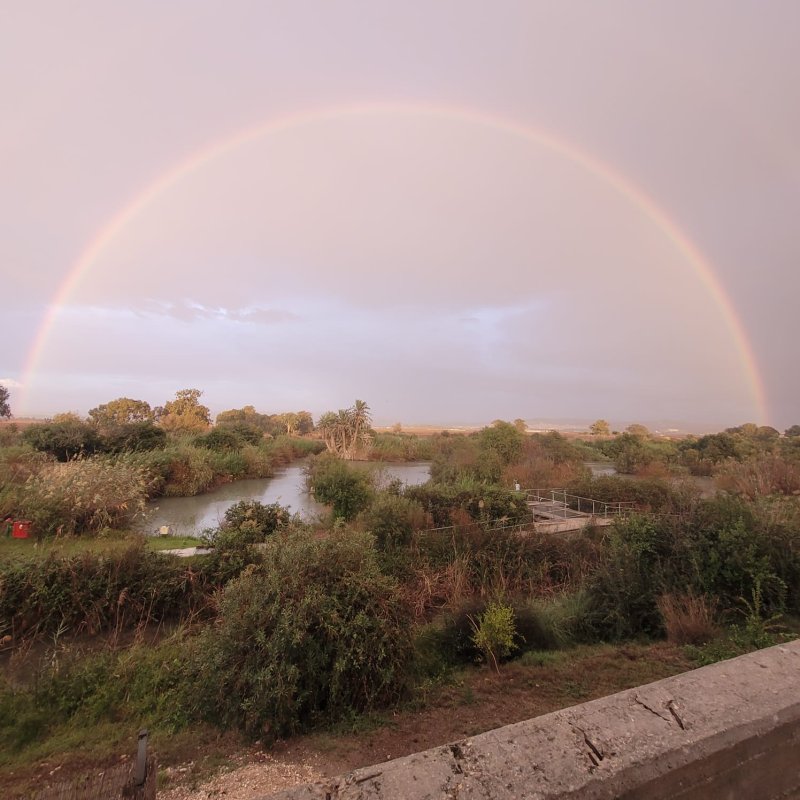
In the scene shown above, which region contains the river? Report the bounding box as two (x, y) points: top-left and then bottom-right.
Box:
(139, 461), (431, 536)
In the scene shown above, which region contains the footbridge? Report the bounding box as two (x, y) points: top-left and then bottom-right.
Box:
(527, 489), (633, 533)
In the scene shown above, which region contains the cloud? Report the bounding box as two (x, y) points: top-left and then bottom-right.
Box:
(137, 300), (300, 325)
(0, 378), (23, 388)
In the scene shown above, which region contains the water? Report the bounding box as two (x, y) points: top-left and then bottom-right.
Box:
(585, 461), (617, 477)
(140, 461), (431, 536)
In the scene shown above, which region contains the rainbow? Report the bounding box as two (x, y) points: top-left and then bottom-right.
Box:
(19, 102), (769, 423)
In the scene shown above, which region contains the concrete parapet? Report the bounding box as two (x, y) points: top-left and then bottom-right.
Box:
(264, 640), (800, 799)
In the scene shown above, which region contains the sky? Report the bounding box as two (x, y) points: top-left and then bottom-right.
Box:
(2, 1), (798, 430)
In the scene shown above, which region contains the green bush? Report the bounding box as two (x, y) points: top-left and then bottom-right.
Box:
(203, 501), (292, 547)
(308, 455), (373, 520)
(404, 483), (529, 527)
(193, 529), (413, 739)
(195, 427), (246, 452)
(358, 493), (427, 549)
(208, 450), (249, 480)
(99, 421), (166, 453)
(584, 497), (797, 639)
(22, 420), (100, 462)
(0, 542), (210, 637)
(470, 601), (519, 671)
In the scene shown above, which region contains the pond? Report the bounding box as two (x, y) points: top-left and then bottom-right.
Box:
(139, 461), (431, 536)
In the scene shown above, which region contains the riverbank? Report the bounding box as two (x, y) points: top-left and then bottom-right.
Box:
(141, 460), (431, 536)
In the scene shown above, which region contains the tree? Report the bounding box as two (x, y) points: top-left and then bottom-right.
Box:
(317, 400), (373, 459)
(785, 425), (800, 438)
(610, 432), (653, 474)
(217, 405), (277, 434)
(755, 425), (780, 442)
(625, 424), (650, 437)
(0, 385), (11, 418)
(88, 397), (153, 427)
(101, 420), (166, 452)
(23, 419), (100, 461)
(479, 420), (524, 466)
(590, 419), (611, 436)
(513, 418), (527, 433)
(295, 411), (315, 435)
(159, 389), (211, 434)
(276, 412), (300, 435)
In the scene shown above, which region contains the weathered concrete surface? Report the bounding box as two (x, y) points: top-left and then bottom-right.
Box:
(263, 640), (800, 800)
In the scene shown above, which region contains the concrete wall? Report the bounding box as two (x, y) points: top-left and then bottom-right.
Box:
(264, 640), (800, 800)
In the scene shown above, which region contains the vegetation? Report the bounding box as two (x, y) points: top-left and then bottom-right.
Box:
(157, 388), (212, 434)
(317, 399), (372, 459)
(0, 385), (11, 418)
(193, 529), (413, 739)
(470, 601), (519, 672)
(3, 401), (800, 794)
(307, 454), (374, 520)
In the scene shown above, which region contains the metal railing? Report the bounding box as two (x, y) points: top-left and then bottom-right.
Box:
(526, 489), (635, 519)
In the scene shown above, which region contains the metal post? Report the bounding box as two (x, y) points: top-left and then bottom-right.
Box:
(135, 729), (148, 786)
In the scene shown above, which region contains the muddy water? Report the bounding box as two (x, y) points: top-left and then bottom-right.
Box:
(140, 461), (431, 536)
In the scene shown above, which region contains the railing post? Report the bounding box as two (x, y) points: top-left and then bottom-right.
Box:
(135, 728), (148, 787)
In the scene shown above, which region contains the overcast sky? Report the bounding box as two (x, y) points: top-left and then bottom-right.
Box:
(2, 1), (798, 430)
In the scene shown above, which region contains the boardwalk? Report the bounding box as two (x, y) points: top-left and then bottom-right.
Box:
(527, 489), (633, 533)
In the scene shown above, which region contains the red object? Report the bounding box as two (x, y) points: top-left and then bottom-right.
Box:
(12, 520), (31, 539)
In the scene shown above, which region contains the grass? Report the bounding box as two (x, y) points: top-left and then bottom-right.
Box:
(4, 631), (796, 799)
(0, 532), (205, 560)
(147, 535), (205, 550)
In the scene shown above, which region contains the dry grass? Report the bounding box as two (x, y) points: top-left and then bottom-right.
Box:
(716, 455), (800, 499)
(657, 591), (719, 645)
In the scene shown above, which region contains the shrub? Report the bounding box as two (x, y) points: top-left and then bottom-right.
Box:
(240, 444), (274, 478)
(203, 500), (292, 547)
(359, 493), (428, 549)
(193, 529), (413, 739)
(566, 475), (682, 513)
(208, 449), (248, 481)
(100, 421), (166, 453)
(584, 515), (685, 639)
(22, 420), (100, 462)
(162, 446), (215, 496)
(195, 427), (245, 452)
(307, 455), (373, 520)
(470, 600), (519, 671)
(0, 542), (209, 637)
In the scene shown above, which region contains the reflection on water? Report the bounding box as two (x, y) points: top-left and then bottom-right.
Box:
(140, 461), (431, 536)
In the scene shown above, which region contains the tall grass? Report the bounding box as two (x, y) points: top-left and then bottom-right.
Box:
(0, 542), (205, 639)
(716, 454), (800, 499)
(402, 528), (599, 619)
(17, 458), (151, 536)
